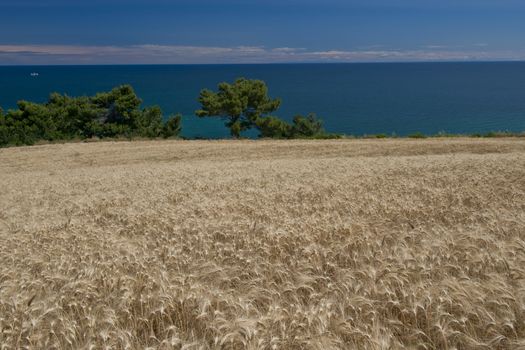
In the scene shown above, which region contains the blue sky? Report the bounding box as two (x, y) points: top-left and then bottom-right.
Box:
(1, 0), (525, 64)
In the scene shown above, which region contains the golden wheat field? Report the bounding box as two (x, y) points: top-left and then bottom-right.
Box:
(1, 138), (525, 349)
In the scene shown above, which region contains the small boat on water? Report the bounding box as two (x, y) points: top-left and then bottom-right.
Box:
(30, 72), (39, 77)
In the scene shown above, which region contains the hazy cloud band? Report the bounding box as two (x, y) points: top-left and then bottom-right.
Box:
(1, 44), (524, 65)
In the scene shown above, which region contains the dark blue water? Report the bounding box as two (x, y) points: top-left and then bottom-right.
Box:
(1, 63), (525, 138)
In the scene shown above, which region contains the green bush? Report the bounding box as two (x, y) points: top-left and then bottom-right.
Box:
(255, 113), (340, 139)
(290, 113), (324, 138)
(483, 131), (498, 138)
(255, 115), (292, 138)
(0, 108), (7, 145)
(162, 114), (182, 138)
(134, 106), (163, 138)
(408, 132), (427, 139)
(311, 132), (343, 139)
(0, 85), (182, 147)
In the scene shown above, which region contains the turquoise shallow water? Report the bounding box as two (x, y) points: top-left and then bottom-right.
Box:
(1, 62), (525, 138)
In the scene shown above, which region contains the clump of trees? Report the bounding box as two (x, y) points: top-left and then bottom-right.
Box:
(196, 78), (281, 138)
(196, 78), (337, 139)
(1, 78), (339, 147)
(0, 85), (181, 147)
(256, 113), (331, 139)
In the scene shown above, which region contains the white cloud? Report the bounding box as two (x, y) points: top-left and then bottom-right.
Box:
(421, 45), (451, 49)
(0, 44), (524, 65)
(272, 47), (304, 53)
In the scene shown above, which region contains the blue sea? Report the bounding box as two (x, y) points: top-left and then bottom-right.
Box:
(1, 62), (525, 138)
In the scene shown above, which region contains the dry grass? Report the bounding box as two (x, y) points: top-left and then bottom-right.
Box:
(1, 138), (525, 349)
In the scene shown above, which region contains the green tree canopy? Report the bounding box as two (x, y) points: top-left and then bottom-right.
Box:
(92, 85), (142, 124)
(255, 115), (292, 139)
(162, 114), (182, 138)
(196, 78), (281, 138)
(256, 113), (328, 139)
(0, 85), (182, 147)
(290, 113), (325, 138)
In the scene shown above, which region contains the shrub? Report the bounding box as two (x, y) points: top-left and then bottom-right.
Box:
(290, 113), (325, 138)
(0, 108), (7, 145)
(408, 132), (427, 139)
(134, 106), (164, 138)
(255, 112), (339, 139)
(0, 85), (182, 147)
(311, 132), (343, 139)
(255, 116), (292, 139)
(162, 114), (182, 138)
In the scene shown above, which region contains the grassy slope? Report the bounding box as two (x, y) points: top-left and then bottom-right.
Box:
(1, 138), (524, 349)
